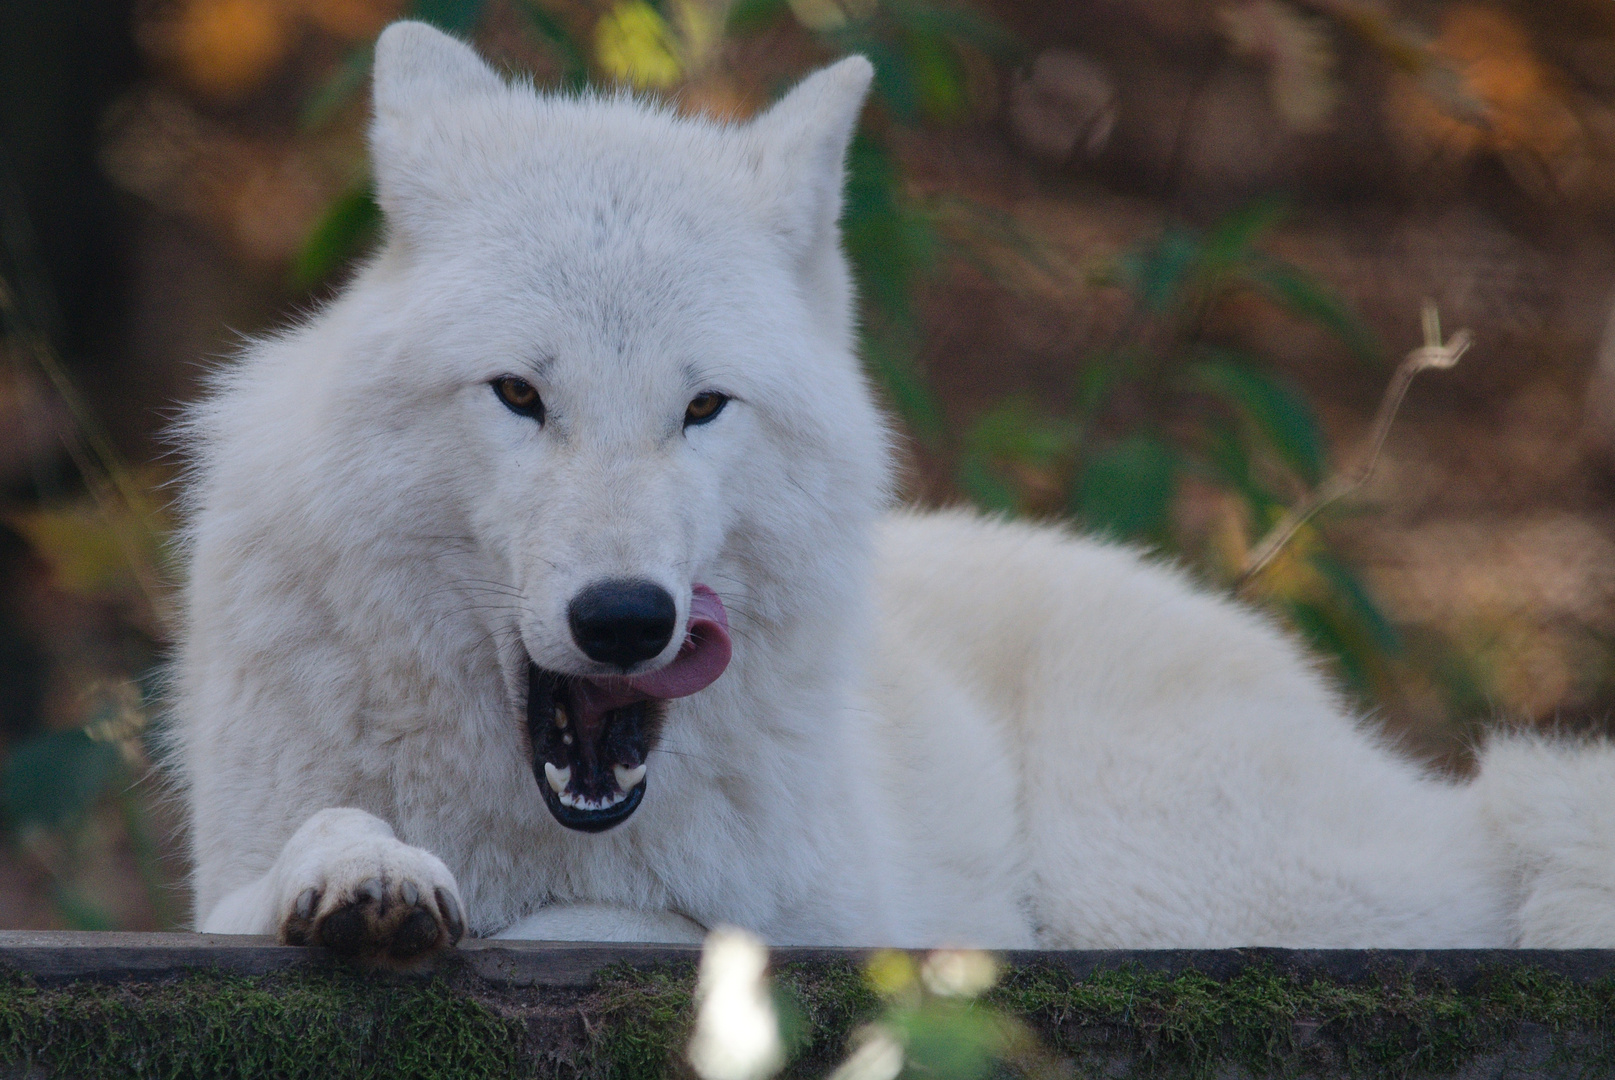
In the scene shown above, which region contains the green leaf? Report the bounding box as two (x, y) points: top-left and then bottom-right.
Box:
(906, 31), (971, 121)
(859, 37), (921, 124)
(862, 330), (944, 446)
(1281, 598), (1373, 696)
(3, 729), (121, 831)
(50, 884), (114, 932)
(1117, 228), (1201, 313)
(1198, 418), (1252, 499)
(725, 0), (790, 33)
(300, 46), (373, 130)
(1187, 354), (1328, 485)
(958, 398), (1076, 513)
(894, 1001), (1002, 1080)
(964, 397), (1075, 462)
(1074, 435), (1179, 542)
(843, 134), (935, 324)
(408, 0), (487, 33)
(514, 0), (590, 88)
(957, 455), (1021, 513)
(1277, 554), (1400, 701)
(293, 188), (382, 289)
(1074, 352), (1131, 424)
(1243, 253), (1382, 363)
(1198, 198), (1288, 274)
(1310, 550), (1401, 654)
(892, 0), (1022, 61)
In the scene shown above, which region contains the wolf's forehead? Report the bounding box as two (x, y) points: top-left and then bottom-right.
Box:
(471, 104), (754, 232)
(473, 158), (769, 305)
(458, 145), (757, 278)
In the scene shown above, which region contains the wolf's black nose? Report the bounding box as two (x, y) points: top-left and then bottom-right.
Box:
(568, 580), (678, 668)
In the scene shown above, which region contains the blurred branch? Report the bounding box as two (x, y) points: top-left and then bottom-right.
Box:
(1236, 300), (1470, 590)
(0, 274), (167, 619)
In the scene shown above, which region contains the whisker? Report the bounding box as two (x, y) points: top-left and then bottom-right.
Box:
(647, 745), (722, 767)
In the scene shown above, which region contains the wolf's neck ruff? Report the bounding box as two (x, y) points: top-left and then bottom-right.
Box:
(526, 585), (731, 832)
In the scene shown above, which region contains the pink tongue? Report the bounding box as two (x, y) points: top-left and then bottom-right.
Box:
(567, 585), (731, 731)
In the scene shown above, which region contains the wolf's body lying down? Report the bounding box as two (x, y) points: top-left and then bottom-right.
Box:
(176, 22), (1615, 955)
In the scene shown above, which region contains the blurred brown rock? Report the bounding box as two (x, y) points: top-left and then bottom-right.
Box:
(1008, 50), (1117, 162)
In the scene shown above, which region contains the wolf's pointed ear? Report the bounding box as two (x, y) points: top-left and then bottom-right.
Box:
(748, 56), (874, 260)
(370, 21), (505, 235)
(373, 21), (504, 117)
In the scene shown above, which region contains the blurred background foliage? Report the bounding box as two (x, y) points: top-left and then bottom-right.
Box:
(6, 0), (1615, 928)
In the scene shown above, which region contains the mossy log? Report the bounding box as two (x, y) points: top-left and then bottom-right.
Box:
(1, 933), (1612, 1079)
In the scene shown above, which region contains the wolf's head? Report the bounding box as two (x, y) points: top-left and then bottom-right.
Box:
(184, 24), (891, 835)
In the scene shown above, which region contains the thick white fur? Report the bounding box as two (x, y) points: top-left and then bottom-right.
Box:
(175, 23), (1615, 948)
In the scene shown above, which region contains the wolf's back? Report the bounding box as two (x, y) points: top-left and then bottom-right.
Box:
(1476, 735), (1615, 946)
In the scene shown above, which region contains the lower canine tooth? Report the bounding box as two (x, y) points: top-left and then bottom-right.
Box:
(614, 763), (646, 792)
(544, 762), (571, 794)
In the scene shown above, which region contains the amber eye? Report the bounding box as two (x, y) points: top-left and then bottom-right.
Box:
(684, 392), (729, 428)
(492, 376), (544, 421)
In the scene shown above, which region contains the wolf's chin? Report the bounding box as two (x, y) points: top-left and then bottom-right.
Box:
(523, 585), (732, 833)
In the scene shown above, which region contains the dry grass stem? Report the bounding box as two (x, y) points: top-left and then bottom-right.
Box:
(1236, 299), (1470, 589)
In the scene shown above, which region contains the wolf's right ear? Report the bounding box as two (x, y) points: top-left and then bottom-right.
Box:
(369, 21), (506, 236)
(748, 57), (875, 263)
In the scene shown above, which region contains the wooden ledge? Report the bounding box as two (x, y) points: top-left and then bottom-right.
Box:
(3, 930), (1613, 986)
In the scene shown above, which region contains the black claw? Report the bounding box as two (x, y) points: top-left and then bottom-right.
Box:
(436, 887), (465, 943)
(282, 888), (322, 946)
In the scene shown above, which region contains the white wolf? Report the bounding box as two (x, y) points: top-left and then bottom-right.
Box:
(177, 21), (1615, 958)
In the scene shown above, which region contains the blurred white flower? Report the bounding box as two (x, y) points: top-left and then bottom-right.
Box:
(687, 926), (785, 1080)
(786, 0), (875, 32)
(827, 1024), (904, 1080)
(1219, 0), (1338, 132)
(919, 950), (1000, 998)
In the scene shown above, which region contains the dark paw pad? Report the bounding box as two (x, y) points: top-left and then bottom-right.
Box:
(281, 878), (465, 961)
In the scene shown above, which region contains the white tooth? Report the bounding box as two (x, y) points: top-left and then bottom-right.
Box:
(554, 705), (568, 729)
(559, 791), (577, 808)
(544, 762), (571, 795)
(614, 764), (646, 792)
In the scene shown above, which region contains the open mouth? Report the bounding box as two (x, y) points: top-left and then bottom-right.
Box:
(525, 584), (731, 833)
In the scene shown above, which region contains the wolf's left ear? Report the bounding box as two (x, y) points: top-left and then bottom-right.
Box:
(370, 21), (506, 235)
(748, 57), (875, 261)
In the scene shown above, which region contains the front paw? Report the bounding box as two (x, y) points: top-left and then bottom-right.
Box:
(281, 874), (465, 959)
(273, 810), (465, 960)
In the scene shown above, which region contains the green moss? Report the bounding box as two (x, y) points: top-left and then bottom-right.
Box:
(589, 964), (697, 1080)
(0, 968), (524, 1079)
(992, 963), (1615, 1078)
(1, 958), (1611, 1080)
